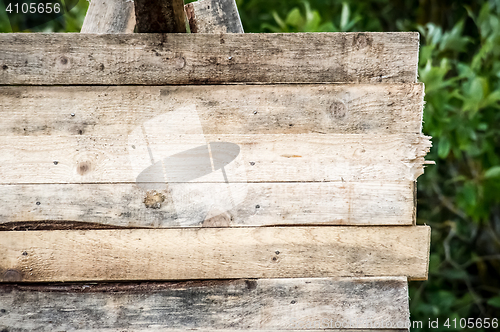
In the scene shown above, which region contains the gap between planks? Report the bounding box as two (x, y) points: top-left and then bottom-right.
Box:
(0, 226), (431, 282)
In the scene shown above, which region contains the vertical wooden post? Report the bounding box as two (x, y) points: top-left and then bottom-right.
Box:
(185, 0), (244, 33)
(81, 0), (136, 33)
(134, 0), (187, 33)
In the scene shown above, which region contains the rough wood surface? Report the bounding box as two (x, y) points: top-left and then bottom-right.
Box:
(0, 84), (424, 135)
(0, 226), (430, 282)
(0, 33), (419, 84)
(0, 181), (415, 227)
(80, 0), (136, 33)
(0, 134), (430, 184)
(134, 0), (187, 33)
(186, 0), (244, 33)
(0, 277), (410, 331)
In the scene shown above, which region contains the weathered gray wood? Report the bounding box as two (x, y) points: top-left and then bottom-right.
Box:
(81, 0), (136, 33)
(186, 0), (244, 33)
(0, 84), (425, 135)
(134, 0), (187, 33)
(0, 33), (419, 84)
(0, 226), (431, 282)
(0, 181), (416, 227)
(0, 277), (410, 331)
(0, 134), (430, 183)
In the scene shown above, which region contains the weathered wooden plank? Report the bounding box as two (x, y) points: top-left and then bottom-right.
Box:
(0, 226), (430, 281)
(134, 0), (187, 33)
(0, 33), (419, 84)
(186, 0), (244, 33)
(0, 181), (415, 227)
(0, 133), (430, 184)
(80, 0), (136, 33)
(0, 277), (410, 331)
(0, 84), (425, 135)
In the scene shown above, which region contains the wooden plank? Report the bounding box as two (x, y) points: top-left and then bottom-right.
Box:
(186, 0), (244, 33)
(0, 133), (430, 184)
(134, 0), (187, 33)
(0, 181), (416, 227)
(0, 33), (419, 84)
(80, 0), (136, 33)
(0, 277), (410, 331)
(0, 84), (425, 135)
(0, 226), (431, 281)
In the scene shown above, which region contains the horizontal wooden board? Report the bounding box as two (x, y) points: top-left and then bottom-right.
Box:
(0, 32), (419, 84)
(0, 277), (410, 331)
(0, 226), (431, 281)
(0, 181), (415, 227)
(0, 84), (424, 136)
(0, 133), (430, 184)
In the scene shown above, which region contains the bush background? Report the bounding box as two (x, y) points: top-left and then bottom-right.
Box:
(1, 1), (499, 330)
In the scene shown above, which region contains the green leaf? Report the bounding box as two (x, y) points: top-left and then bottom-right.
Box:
(271, 11), (287, 31)
(438, 137), (451, 159)
(285, 8), (304, 28)
(487, 296), (500, 308)
(484, 166), (500, 179)
(340, 2), (350, 31)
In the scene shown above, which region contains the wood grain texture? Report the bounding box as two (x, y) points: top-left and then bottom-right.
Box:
(187, 0), (244, 33)
(80, 0), (136, 33)
(134, 0), (187, 33)
(0, 84), (425, 135)
(0, 32), (419, 84)
(0, 134), (430, 184)
(0, 277), (410, 331)
(0, 181), (416, 227)
(0, 226), (431, 281)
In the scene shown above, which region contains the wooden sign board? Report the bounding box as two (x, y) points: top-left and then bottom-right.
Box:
(0, 1), (431, 330)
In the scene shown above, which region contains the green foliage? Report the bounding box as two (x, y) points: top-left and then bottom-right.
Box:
(260, 2), (361, 32)
(412, 1), (500, 330)
(0, 0), (88, 32)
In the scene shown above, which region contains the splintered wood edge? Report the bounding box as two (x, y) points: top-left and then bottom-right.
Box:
(0, 277), (410, 331)
(0, 226), (431, 282)
(0, 32), (419, 85)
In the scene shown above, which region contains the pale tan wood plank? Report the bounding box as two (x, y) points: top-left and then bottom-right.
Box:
(134, 0), (187, 33)
(0, 277), (410, 331)
(0, 84), (424, 135)
(0, 134), (430, 184)
(81, 0), (136, 33)
(0, 226), (430, 281)
(187, 0), (244, 33)
(0, 181), (415, 227)
(0, 33), (419, 84)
